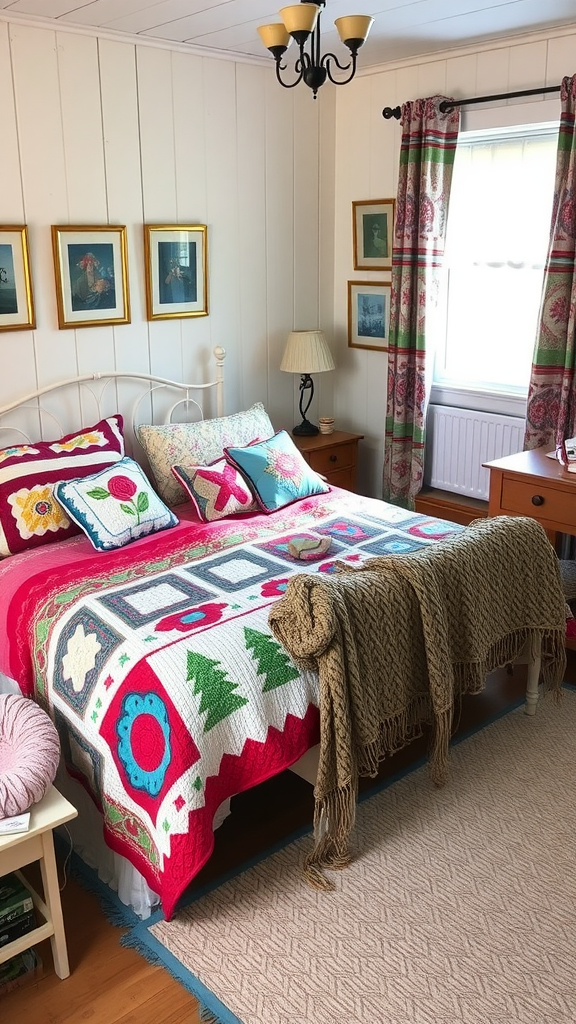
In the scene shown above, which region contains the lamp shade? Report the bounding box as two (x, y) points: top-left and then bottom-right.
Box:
(279, 4), (320, 36)
(334, 15), (374, 46)
(280, 330), (335, 374)
(257, 23), (292, 50)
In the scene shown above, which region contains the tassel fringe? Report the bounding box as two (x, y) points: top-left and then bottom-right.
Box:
(303, 626), (566, 888)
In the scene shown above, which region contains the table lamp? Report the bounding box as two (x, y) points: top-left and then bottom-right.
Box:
(280, 330), (335, 436)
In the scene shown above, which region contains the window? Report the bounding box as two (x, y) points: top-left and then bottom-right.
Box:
(433, 122), (558, 403)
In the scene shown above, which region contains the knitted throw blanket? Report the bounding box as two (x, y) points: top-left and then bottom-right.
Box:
(268, 515), (567, 889)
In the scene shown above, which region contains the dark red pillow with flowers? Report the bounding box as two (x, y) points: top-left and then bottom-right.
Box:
(0, 416), (125, 557)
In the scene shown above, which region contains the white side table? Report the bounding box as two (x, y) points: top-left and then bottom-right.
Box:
(0, 785), (77, 979)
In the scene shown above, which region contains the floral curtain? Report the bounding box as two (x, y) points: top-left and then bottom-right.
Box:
(383, 96), (460, 507)
(524, 74), (576, 451)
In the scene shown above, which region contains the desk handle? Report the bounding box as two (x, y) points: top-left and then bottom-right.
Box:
(329, 454), (338, 463)
(531, 494), (544, 506)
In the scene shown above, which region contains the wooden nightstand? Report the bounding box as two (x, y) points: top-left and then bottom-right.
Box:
(0, 786), (77, 979)
(292, 430), (364, 493)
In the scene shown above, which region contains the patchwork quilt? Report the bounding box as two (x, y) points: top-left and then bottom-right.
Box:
(0, 489), (462, 919)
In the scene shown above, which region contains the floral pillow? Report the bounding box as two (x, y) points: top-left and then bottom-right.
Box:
(137, 403), (274, 507)
(54, 457), (178, 551)
(224, 430), (329, 513)
(171, 458), (257, 522)
(0, 415), (125, 557)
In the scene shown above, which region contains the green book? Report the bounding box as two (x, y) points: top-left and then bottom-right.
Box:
(0, 910), (36, 947)
(0, 873), (34, 927)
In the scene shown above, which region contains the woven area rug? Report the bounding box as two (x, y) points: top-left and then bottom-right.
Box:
(126, 690), (576, 1024)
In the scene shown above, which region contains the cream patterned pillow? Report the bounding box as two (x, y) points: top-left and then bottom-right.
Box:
(137, 403), (274, 507)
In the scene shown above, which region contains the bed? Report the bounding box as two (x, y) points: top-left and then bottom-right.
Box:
(0, 349), (564, 920)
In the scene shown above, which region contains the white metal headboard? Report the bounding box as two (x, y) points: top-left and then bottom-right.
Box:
(0, 346), (226, 448)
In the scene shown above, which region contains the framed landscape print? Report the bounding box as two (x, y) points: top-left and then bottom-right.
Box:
(348, 281), (390, 351)
(144, 225), (208, 321)
(0, 226), (35, 332)
(352, 199), (395, 271)
(51, 225), (130, 329)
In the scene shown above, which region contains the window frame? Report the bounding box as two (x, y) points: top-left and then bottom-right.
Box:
(431, 98), (559, 417)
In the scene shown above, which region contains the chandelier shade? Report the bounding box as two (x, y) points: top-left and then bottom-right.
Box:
(280, 4), (320, 36)
(257, 23), (292, 50)
(258, 0), (374, 99)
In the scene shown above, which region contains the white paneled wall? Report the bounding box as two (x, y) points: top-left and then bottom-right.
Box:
(2, 15), (576, 499)
(0, 18), (333, 439)
(333, 24), (576, 496)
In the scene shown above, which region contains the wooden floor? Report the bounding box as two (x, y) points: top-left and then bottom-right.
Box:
(2, 657), (572, 1024)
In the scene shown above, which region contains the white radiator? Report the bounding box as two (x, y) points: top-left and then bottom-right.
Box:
(425, 405), (525, 501)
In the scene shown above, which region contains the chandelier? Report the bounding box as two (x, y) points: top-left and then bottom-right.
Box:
(257, 1), (374, 99)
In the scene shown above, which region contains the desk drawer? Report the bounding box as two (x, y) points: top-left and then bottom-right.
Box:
(308, 442), (355, 476)
(501, 476), (576, 529)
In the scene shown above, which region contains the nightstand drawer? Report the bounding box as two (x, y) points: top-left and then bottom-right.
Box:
(308, 442), (355, 476)
(501, 477), (576, 529)
(326, 467), (355, 490)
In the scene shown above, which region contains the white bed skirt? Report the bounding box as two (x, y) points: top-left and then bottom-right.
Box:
(0, 670), (230, 919)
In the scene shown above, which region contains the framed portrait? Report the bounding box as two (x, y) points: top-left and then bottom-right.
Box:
(51, 225), (130, 329)
(348, 280), (391, 351)
(352, 199), (395, 271)
(0, 226), (35, 332)
(143, 225), (208, 321)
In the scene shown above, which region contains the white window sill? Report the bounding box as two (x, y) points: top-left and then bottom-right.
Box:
(430, 384), (527, 419)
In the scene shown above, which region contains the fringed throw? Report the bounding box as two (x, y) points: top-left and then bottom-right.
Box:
(268, 515), (567, 888)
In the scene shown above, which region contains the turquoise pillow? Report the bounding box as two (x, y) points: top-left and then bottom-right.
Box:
(224, 430), (329, 513)
(54, 456), (179, 551)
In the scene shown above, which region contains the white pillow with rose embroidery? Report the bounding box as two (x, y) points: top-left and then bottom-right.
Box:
(54, 456), (178, 551)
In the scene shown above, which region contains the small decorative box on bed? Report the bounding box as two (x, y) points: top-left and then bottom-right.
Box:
(0, 349), (567, 920)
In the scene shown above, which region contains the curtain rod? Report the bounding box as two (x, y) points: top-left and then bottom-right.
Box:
(382, 84), (560, 119)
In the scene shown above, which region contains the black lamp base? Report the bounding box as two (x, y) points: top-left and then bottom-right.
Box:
(292, 373), (319, 437)
(292, 419), (319, 437)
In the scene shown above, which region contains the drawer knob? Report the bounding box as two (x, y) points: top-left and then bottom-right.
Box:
(531, 494), (544, 506)
(329, 454), (337, 463)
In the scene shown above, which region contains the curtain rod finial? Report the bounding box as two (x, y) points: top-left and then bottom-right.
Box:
(382, 105), (401, 119)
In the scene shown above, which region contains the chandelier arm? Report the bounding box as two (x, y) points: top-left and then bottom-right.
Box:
(275, 48), (308, 89)
(324, 51), (357, 85)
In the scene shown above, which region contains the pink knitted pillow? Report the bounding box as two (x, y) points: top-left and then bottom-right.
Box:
(0, 695), (60, 818)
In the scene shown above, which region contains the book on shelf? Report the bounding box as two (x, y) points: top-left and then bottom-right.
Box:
(0, 947), (43, 995)
(0, 873), (34, 927)
(0, 909), (36, 948)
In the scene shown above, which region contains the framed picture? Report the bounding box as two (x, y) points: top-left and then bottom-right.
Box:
(352, 199), (395, 271)
(0, 226), (35, 332)
(348, 280), (390, 351)
(51, 225), (130, 329)
(143, 225), (208, 321)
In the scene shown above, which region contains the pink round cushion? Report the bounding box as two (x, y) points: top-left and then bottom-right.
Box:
(0, 694), (60, 818)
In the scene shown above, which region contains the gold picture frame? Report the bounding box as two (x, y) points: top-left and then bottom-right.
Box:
(348, 280), (390, 351)
(51, 225), (130, 329)
(352, 199), (395, 271)
(0, 226), (35, 332)
(143, 224), (208, 321)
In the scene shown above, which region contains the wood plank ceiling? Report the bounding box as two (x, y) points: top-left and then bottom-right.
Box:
(1, 0), (575, 67)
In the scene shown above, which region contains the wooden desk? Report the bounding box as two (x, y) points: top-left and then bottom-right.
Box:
(485, 445), (576, 542)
